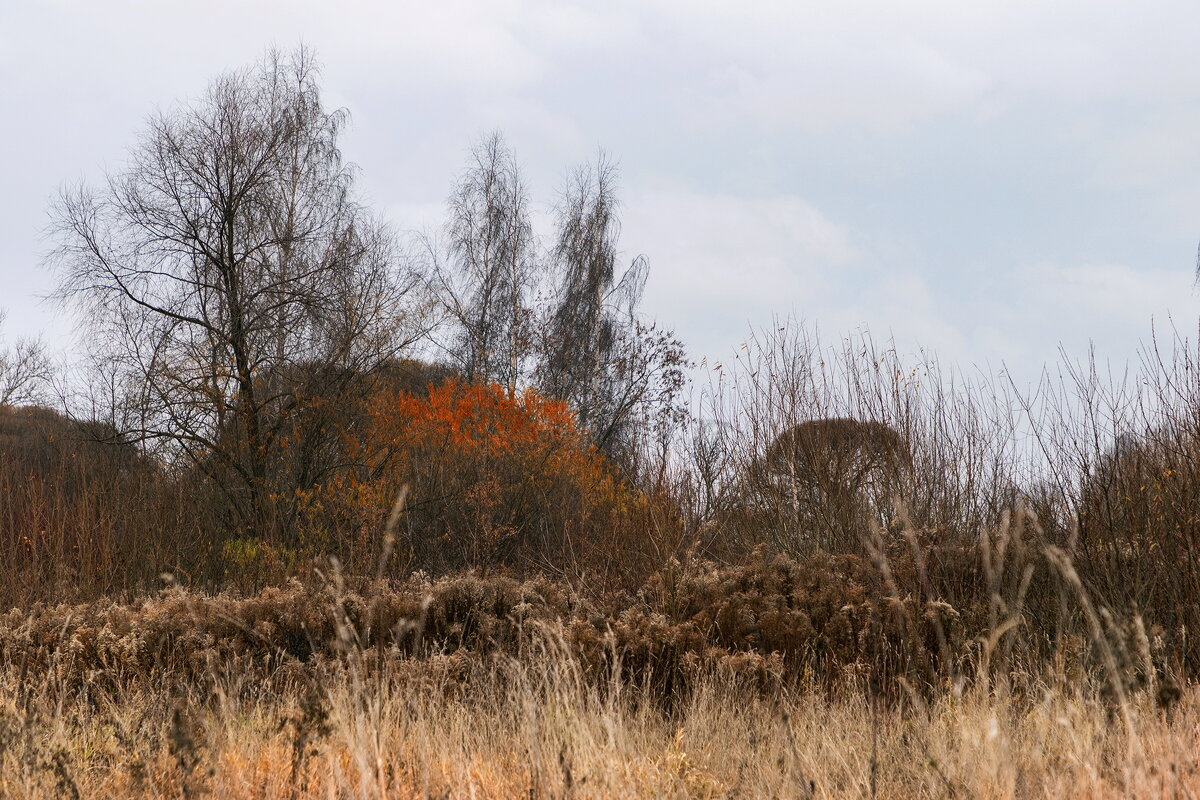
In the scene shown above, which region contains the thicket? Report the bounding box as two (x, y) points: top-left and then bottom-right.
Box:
(0, 546), (1092, 701)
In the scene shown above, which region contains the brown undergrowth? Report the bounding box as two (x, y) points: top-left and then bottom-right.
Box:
(2, 541), (1193, 799)
(0, 595), (1196, 798)
(0, 551), (979, 702)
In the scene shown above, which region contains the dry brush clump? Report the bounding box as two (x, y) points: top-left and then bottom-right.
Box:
(2, 585), (1200, 800)
(0, 550), (1040, 705)
(0, 572), (579, 692)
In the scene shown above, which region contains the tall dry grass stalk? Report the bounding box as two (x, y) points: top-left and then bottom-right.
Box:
(2, 616), (1199, 800)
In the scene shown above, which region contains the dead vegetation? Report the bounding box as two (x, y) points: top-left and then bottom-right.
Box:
(0, 552), (1197, 799)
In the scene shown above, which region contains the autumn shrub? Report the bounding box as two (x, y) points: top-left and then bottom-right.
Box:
(303, 378), (655, 583)
(1070, 426), (1200, 641)
(190, 358), (459, 557)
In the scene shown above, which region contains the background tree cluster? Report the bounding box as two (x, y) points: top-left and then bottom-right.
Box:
(38, 48), (689, 562)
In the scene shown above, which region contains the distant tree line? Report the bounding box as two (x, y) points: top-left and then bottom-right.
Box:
(33, 47), (687, 548)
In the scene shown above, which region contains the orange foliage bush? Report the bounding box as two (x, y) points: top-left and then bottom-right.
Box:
(308, 379), (641, 578)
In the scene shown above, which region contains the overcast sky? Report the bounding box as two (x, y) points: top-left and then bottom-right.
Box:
(3, 0), (1200, 390)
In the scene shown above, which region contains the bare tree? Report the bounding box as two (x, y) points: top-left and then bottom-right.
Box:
(537, 156), (689, 463)
(48, 48), (424, 540)
(437, 133), (537, 394)
(0, 311), (52, 406)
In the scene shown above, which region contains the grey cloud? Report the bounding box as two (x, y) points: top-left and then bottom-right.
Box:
(3, 0), (1199, 391)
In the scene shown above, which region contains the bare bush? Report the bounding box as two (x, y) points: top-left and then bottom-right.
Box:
(692, 320), (1029, 557)
(0, 405), (204, 606)
(741, 418), (913, 552)
(1019, 328), (1200, 657)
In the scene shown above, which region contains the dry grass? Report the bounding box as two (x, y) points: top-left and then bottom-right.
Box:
(0, 564), (1194, 800)
(2, 630), (1199, 800)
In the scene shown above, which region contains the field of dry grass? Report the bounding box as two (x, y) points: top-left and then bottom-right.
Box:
(3, 624), (1198, 799)
(1, 563), (1195, 799)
